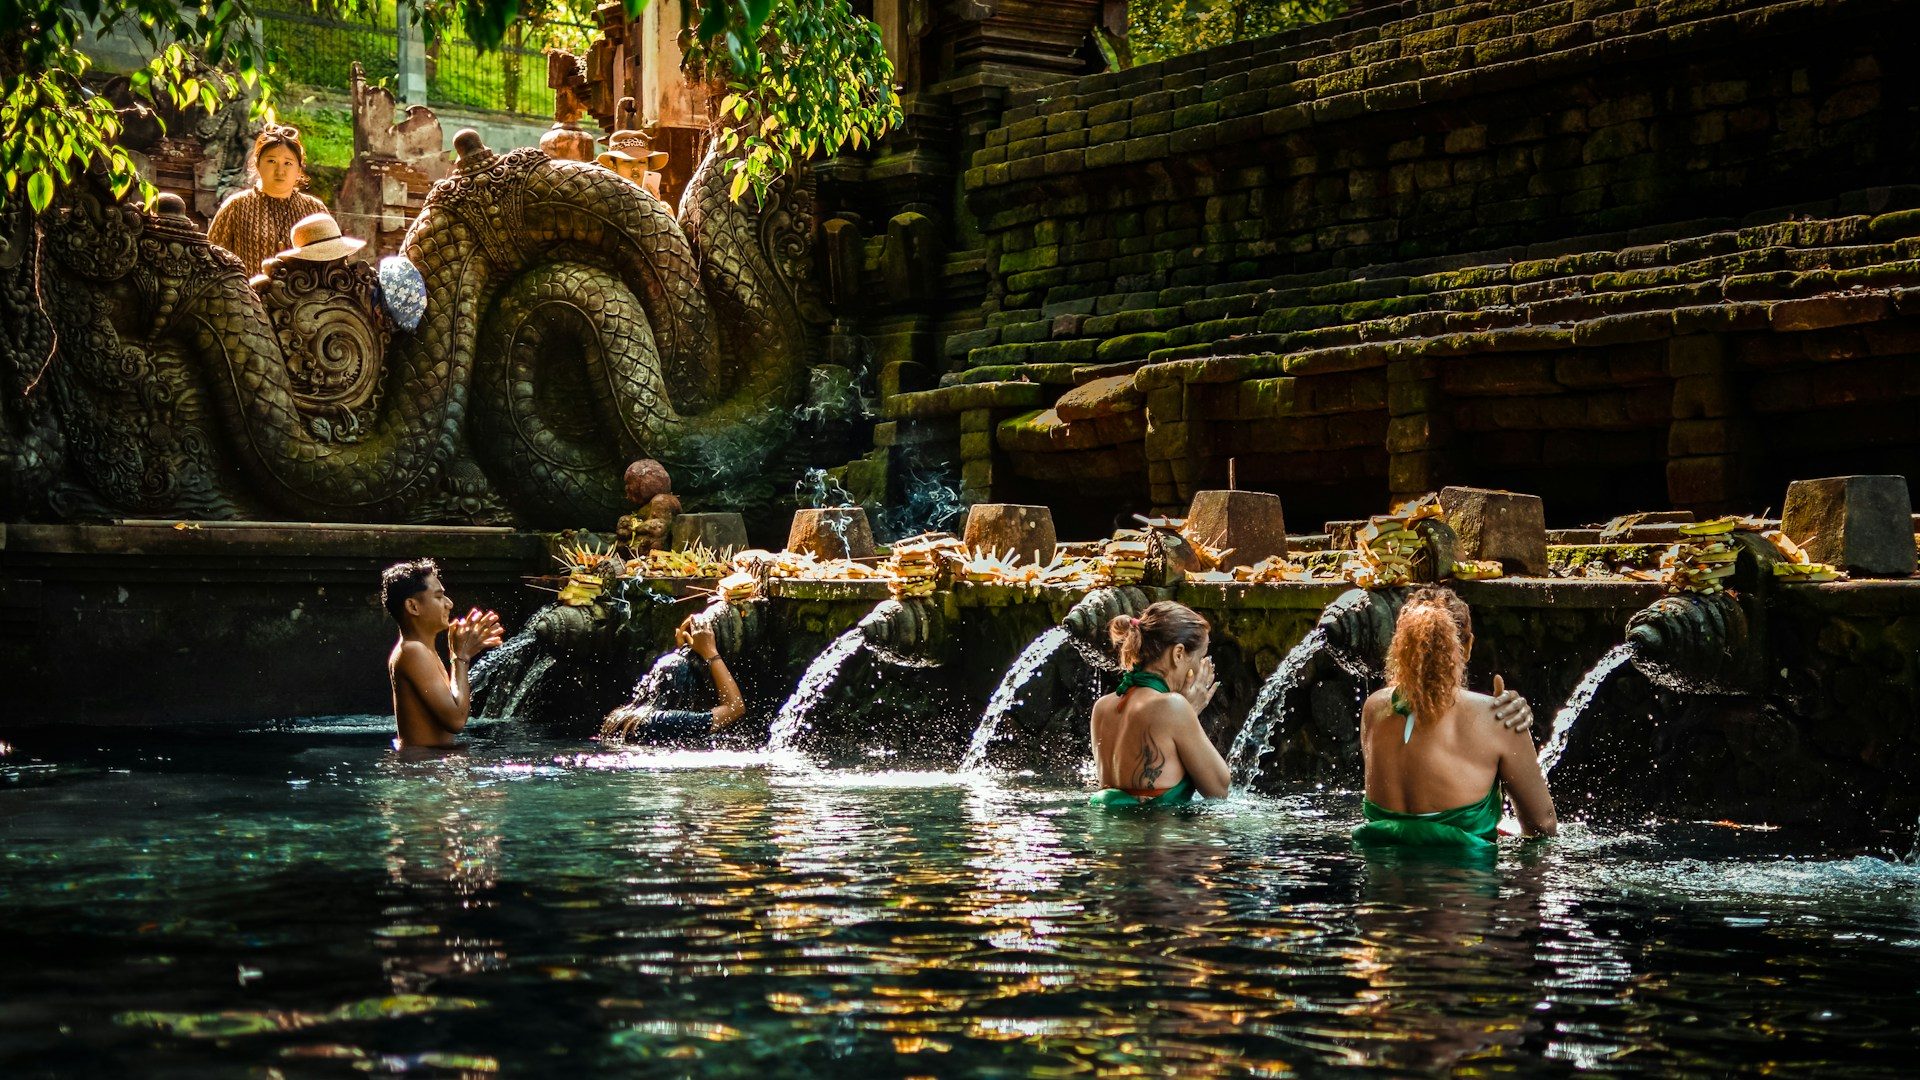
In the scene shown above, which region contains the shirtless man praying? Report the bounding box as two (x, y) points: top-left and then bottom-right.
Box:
(382, 558), (505, 749)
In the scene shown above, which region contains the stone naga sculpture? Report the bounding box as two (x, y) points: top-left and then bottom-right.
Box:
(0, 130), (821, 525)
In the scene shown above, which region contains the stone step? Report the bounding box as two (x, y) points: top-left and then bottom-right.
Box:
(985, 0), (1860, 180)
(968, 195), (1920, 372)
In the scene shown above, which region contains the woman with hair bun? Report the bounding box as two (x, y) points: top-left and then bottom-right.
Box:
(1088, 600), (1232, 807)
(1355, 587), (1556, 849)
(207, 124), (329, 277)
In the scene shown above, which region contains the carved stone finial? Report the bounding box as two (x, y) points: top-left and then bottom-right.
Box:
(453, 129), (495, 172)
(540, 121), (596, 163)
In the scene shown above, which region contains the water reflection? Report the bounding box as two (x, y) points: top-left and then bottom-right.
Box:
(1, 723), (1918, 1076)
(370, 751), (509, 993)
(1345, 850), (1547, 1070)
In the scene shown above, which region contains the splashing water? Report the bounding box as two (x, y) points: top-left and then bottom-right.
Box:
(472, 632), (538, 720)
(1538, 643), (1635, 777)
(600, 649), (701, 744)
(1228, 626), (1329, 790)
(961, 626), (1075, 772)
(499, 655), (556, 720)
(765, 630), (866, 752)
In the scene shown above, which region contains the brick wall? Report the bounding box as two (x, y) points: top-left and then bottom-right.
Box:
(961, 0), (1920, 370)
(858, 0), (1920, 527)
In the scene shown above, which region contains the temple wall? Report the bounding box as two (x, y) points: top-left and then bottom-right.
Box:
(857, 0), (1920, 531)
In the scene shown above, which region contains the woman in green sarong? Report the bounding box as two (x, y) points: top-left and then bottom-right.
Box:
(1089, 601), (1232, 807)
(1355, 588), (1556, 850)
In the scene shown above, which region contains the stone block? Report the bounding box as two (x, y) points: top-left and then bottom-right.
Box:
(1439, 486), (1548, 576)
(1184, 489), (1287, 567)
(670, 513), (750, 554)
(961, 459), (994, 493)
(786, 508), (876, 560)
(1055, 374), (1144, 421)
(963, 504), (1057, 564)
(1781, 475), (1916, 578)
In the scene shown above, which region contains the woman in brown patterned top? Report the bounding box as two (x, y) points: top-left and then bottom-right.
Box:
(207, 125), (329, 277)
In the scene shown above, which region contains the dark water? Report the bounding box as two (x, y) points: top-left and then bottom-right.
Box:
(3, 718), (1918, 1077)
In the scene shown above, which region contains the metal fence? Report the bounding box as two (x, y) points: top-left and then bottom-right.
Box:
(259, 0), (398, 91)
(426, 25), (555, 116)
(256, 1), (589, 117)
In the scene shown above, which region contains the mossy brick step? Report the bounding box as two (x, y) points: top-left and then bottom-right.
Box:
(988, 197), (1920, 368)
(996, 408), (1148, 453)
(1001, 0), (1709, 125)
(885, 381), (1048, 420)
(938, 364), (1084, 387)
(977, 210), (1920, 376)
(977, 0), (1889, 190)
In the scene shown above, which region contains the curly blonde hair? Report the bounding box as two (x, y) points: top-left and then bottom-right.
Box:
(1385, 587), (1472, 722)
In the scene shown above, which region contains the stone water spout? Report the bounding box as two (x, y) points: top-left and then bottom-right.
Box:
(1317, 587), (1411, 677)
(766, 597), (953, 755)
(961, 586), (1154, 773)
(1540, 534), (1773, 782)
(1626, 593), (1756, 695)
(1625, 531), (1777, 694)
(1231, 587), (1406, 790)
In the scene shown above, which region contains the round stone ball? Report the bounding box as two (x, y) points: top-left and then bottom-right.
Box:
(624, 459), (672, 506)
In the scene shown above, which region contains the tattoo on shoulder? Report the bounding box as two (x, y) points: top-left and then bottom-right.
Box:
(1134, 736), (1166, 790)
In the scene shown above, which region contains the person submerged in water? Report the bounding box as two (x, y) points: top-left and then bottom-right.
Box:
(1355, 587), (1556, 850)
(383, 558), (505, 750)
(1089, 601), (1232, 806)
(600, 616), (746, 745)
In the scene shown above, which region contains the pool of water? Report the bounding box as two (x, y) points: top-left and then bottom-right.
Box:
(3, 717), (1919, 1076)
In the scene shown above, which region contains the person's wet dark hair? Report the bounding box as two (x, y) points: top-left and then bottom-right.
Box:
(651, 650), (713, 712)
(1108, 600), (1210, 670)
(380, 558), (439, 623)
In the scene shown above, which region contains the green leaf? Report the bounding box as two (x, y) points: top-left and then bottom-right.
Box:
(27, 172), (53, 214)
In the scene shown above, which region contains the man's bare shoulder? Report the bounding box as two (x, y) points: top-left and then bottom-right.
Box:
(390, 640), (441, 684)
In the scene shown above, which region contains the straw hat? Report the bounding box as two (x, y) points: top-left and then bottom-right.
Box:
(277, 212), (366, 262)
(598, 128), (669, 171)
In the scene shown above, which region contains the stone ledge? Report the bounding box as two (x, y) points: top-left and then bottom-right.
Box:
(884, 381), (1049, 420)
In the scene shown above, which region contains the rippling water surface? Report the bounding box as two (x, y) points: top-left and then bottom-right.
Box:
(3, 718), (1918, 1076)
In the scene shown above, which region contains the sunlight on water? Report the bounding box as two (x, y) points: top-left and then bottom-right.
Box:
(2, 720), (1917, 1075)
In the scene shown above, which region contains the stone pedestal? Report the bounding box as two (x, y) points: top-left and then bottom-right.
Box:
(1782, 475), (1916, 578)
(787, 508), (877, 560)
(670, 512), (749, 553)
(1184, 490), (1287, 567)
(963, 503), (1057, 564)
(1439, 486), (1548, 576)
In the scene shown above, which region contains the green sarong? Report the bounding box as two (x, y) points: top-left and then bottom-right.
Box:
(1352, 785), (1500, 851)
(1089, 776), (1196, 809)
